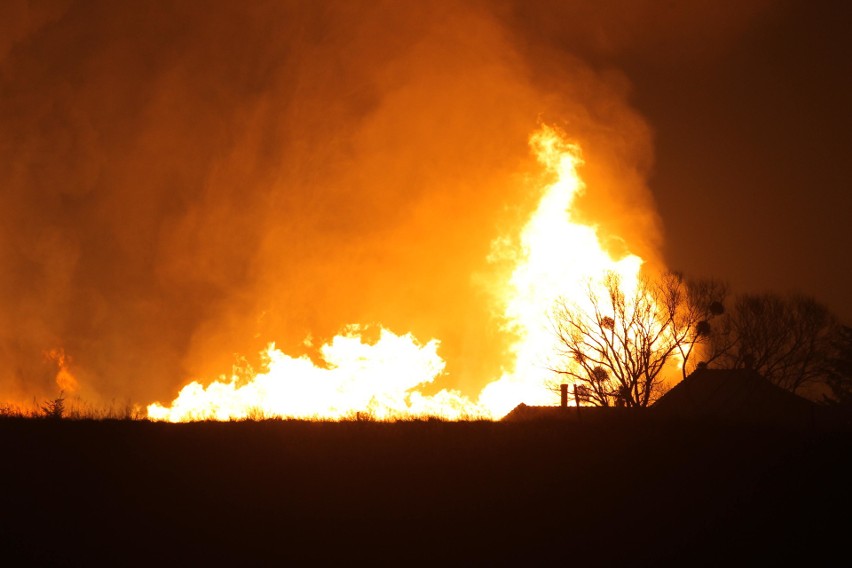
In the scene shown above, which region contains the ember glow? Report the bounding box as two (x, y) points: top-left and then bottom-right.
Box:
(147, 124), (646, 421)
(47, 348), (79, 394)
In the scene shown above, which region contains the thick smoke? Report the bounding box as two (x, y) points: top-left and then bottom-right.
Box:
(0, 1), (766, 406)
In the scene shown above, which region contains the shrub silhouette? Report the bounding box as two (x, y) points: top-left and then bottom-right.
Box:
(41, 392), (66, 420)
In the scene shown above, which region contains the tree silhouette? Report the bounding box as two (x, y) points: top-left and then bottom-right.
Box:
(548, 271), (724, 407)
(822, 325), (852, 405)
(708, 293), (838, 395)
(672, 276), (729, 379)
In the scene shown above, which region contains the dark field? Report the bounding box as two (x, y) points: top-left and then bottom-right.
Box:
(1, 417), (850, 566)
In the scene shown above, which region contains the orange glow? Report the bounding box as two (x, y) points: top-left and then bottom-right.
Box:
(147, 326), (487, 421)
(46, 348), (79, 393)
(477, 125), (643, 417)
(147, 124), (646, 421)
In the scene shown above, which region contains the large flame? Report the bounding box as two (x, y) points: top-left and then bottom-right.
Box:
(478, 125), (643, 417)
(148, 326), (483, 421)
(146, 124), (645, 421)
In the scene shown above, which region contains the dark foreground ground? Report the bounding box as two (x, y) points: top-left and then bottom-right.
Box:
(1, 417), (851, 566)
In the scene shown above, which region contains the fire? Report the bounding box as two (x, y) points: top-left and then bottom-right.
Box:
(147, 124), (645, 421)
(147, 326), (486, 422)
(478, 125), (643, 417)
(46, 348), (79, 393)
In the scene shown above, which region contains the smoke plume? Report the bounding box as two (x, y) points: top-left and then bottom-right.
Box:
(0, 1), (767, 406)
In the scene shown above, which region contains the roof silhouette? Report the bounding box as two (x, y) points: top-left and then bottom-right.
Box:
(651, 367), (815, 427)
(501, 404), (638, 423)
(501, 369), (832, 428)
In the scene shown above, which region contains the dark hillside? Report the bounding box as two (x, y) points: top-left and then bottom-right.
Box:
(0, 418), (850, 566)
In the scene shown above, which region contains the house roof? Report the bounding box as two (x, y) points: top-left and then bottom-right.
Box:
(651, 367), (815, 426)
(501, 404), (571, 422)
(501, 369), (822, 427)
(501, 403), (639, 422)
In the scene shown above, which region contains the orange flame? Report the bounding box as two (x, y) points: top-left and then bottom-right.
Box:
(147, 124), (646, 421)
(147, 326), (486, 422)
(46, 348), (79, 393)
(477, 125), (643, 417)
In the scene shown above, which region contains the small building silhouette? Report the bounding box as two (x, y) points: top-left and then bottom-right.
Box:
(500, 370), (837, 429)
(501, 403), (639, 423)
(651, 367), (816, 428)
(501, 384), (640, 423)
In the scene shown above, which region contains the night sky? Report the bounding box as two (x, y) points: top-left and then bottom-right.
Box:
(627, 1), (852, 325)
(510, 0), (852, 323)
(1, 0), (849, 407)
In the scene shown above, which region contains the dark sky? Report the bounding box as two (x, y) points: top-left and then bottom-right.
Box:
(626, 0), (852, 325)
(0, 0), (849, 407)
(508, 0), (852, 324)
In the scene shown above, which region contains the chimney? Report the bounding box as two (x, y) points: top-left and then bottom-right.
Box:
(560, 383), (568, 408)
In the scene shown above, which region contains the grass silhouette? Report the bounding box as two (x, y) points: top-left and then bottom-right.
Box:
(0, 414), (850, 566)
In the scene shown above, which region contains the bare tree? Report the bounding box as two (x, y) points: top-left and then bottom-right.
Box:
(672, 276), (729, 379)
(709, 293), (837, 395)
(548, 271), (725, 407)
(823, 325), (852, 405)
